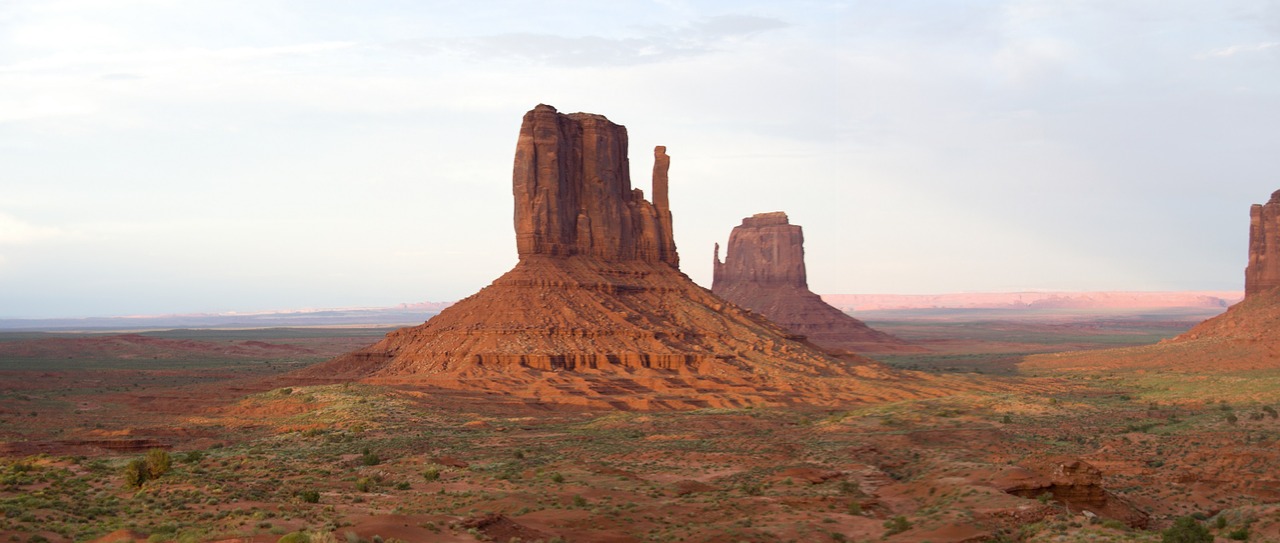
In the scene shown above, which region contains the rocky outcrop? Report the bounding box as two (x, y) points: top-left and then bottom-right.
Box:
(297, 105), (955, 409)
(995, 457), (1148, 528)
(513, 104), (677, 266)
(1247, 190), (1280, 297)
(712, 212), (919, 354)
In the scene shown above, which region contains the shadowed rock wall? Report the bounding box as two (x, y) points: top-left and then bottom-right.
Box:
(1247, 190), (1280, 297)
(513, 104), (678, 267)
(713, 212), (919, 354)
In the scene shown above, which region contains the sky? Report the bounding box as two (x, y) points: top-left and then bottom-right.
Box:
(2, 0), (1278, 318)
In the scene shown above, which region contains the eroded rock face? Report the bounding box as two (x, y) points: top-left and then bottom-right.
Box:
(1246, 190), (1280, 297)
(712, 212), (919, 354)
(998, 457), (1148, 529)
(299, 105), (945, 410)
(513, 104), (677, 266)
(713, 211), (806, 288)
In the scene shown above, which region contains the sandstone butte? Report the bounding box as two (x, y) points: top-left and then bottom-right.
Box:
(297, 104), (991, 409)
(711, 211), (921, 354)
(1023, 188), (1280, 373)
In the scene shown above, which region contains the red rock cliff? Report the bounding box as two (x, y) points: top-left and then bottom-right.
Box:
(713, 212), (919, 354)
(713, 211), (805, 288)
(513, 104), (677, 266)
(1246, 190), (1280, 297)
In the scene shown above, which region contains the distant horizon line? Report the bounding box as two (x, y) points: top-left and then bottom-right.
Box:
(0, 289), (1245, 322)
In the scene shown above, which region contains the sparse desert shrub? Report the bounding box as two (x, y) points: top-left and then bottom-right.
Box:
(145, 449), (172, 479)
(355, 477), (373, 492)
(1227, 526), (1250, 541)
(277, 532), (311, 543)
(883, 515), (911, 535)
(1162, 516), (1211, 543)
(122, 459), (148, 489)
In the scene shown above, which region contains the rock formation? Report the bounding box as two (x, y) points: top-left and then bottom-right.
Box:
(513, 105), (677, 266)
(297, 105), (958, 409)
(1246, 190), (1280, 297)
(994, 457), (1148, 528)
(712, 212), (919, 354)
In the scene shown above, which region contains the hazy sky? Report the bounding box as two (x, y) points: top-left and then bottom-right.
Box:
(2, 1), (1278, 318)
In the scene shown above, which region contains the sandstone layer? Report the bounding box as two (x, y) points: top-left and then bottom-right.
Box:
(1247, 190), (1280, 296)
(299, 105), (964, 409)
(711, 212), (919, 354)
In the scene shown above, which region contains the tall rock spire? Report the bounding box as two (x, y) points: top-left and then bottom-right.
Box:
(512, 104), (677, 266)
(1246, 190), (1280, 297)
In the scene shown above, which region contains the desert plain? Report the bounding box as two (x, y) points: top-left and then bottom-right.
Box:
(3, 298), (1280, 543)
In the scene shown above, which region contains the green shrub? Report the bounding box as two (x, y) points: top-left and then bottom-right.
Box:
(884, 516), (911, 535)
(1162, 516), (1211, 543)
(276, 532), (311, 543)
(122, 459), (148, 489)
(145, 449), (171, 479)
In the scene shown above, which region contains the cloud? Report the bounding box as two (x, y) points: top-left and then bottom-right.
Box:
(1195, 41), (1280, 59)
(0, 213), (68, 244)
(0, 41), (356, 73)
(395, 14), (789, 67)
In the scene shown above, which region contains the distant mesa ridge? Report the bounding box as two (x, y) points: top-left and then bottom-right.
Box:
(711, 212), (919, 354)
(1021, 188), (1280, 373)
(299, 104), (920, 409)
(823, 292), (1240, 312)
